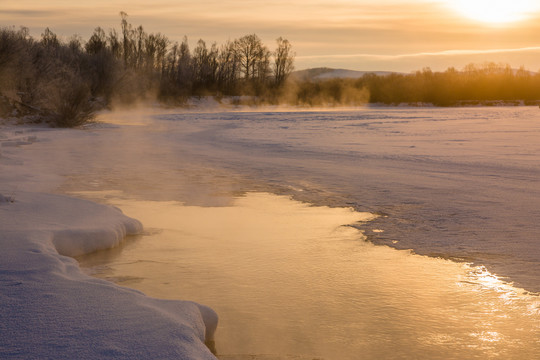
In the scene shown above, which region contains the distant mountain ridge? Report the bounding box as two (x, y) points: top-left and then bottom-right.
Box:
(291, 67), (396, 81)
(292, 67), (537, 81)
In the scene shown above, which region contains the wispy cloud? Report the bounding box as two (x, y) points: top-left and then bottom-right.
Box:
(0, 10), (58, 17)
(297, 46), (540, 61)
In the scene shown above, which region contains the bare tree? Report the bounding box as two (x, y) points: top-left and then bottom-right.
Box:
(274, 37), (294, 86)
(135, 25), (146, 68)
(120, 12), (131, 67)
(68, 35), (83, 53)
(234, 33), (271, 95)
(254, 45), (271, 83)
(165, 41), (179, 78)
(41, 28), (59, 49)
(85, 27), (107, 54)
(235, 34), (263, 81)
(193, 39), (209, 89)
(176, 36), (193, 91)
(108, 29), (122, 59)
(217, 40), (240, 93)
(154, 33), (169, 76)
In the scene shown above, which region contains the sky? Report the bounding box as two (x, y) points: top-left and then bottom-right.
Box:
(3, 0), (540, 72)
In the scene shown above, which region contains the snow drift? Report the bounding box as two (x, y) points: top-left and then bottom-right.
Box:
(0, 191), (217, 359)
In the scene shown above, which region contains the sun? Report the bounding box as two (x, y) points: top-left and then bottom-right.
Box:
(450, 0), (538, 23)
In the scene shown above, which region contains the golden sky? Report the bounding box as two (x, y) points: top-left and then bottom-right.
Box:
(3, 0), (540, 72)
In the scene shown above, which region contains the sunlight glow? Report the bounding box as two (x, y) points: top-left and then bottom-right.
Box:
(450, 0), (538, 23)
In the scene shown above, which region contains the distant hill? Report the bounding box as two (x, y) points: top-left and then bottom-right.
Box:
(291, 67), (537, 82)
(291, 67), (395, 81)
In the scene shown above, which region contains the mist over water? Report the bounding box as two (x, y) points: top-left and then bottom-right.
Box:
(58, 106), (540, 358)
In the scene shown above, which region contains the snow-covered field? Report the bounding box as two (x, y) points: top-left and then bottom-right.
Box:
(2, 105), (540, 359)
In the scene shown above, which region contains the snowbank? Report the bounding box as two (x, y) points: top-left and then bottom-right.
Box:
(0, 191), (217, 359)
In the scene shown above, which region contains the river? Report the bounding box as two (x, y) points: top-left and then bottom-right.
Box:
(68, 106), (540, 359)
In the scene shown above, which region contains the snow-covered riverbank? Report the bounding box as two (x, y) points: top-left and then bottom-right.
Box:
(0, 123), (217, 359)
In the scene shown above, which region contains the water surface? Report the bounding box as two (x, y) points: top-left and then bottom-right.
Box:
(78, 191), (540, 360)
(69, 107), (540, 292)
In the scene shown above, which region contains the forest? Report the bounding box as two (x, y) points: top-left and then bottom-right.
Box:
(2, 13), (540, 127)
(356, 64), (540, 106)
(0, 13), (295, 126)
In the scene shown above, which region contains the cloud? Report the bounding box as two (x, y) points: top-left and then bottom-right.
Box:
(296, 46), (540, 72)
(0, 10), (58, 17)
(297, 46), (540, 61)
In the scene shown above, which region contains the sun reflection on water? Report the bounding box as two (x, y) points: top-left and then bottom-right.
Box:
(471, 330), (502, 343)
(76, 191), (540, 359)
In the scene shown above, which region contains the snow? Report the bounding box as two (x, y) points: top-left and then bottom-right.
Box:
(0, 126), (217, 359)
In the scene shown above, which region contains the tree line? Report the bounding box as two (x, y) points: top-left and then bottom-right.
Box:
(361, 63), (540, 106)
(289, 63), (540, 107)
(0, 13), (295, 126)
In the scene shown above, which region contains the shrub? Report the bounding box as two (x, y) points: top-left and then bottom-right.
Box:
(48, 77), (96, 128)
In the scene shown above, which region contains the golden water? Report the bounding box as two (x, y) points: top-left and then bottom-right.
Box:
(77, 191), (540, 360)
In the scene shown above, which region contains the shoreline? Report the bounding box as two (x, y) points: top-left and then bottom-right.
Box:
(0, 191), (218, 359)
(3, 96), (540, 129)
(75, 190), (540, 359)
(0, 121), (219, 359)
